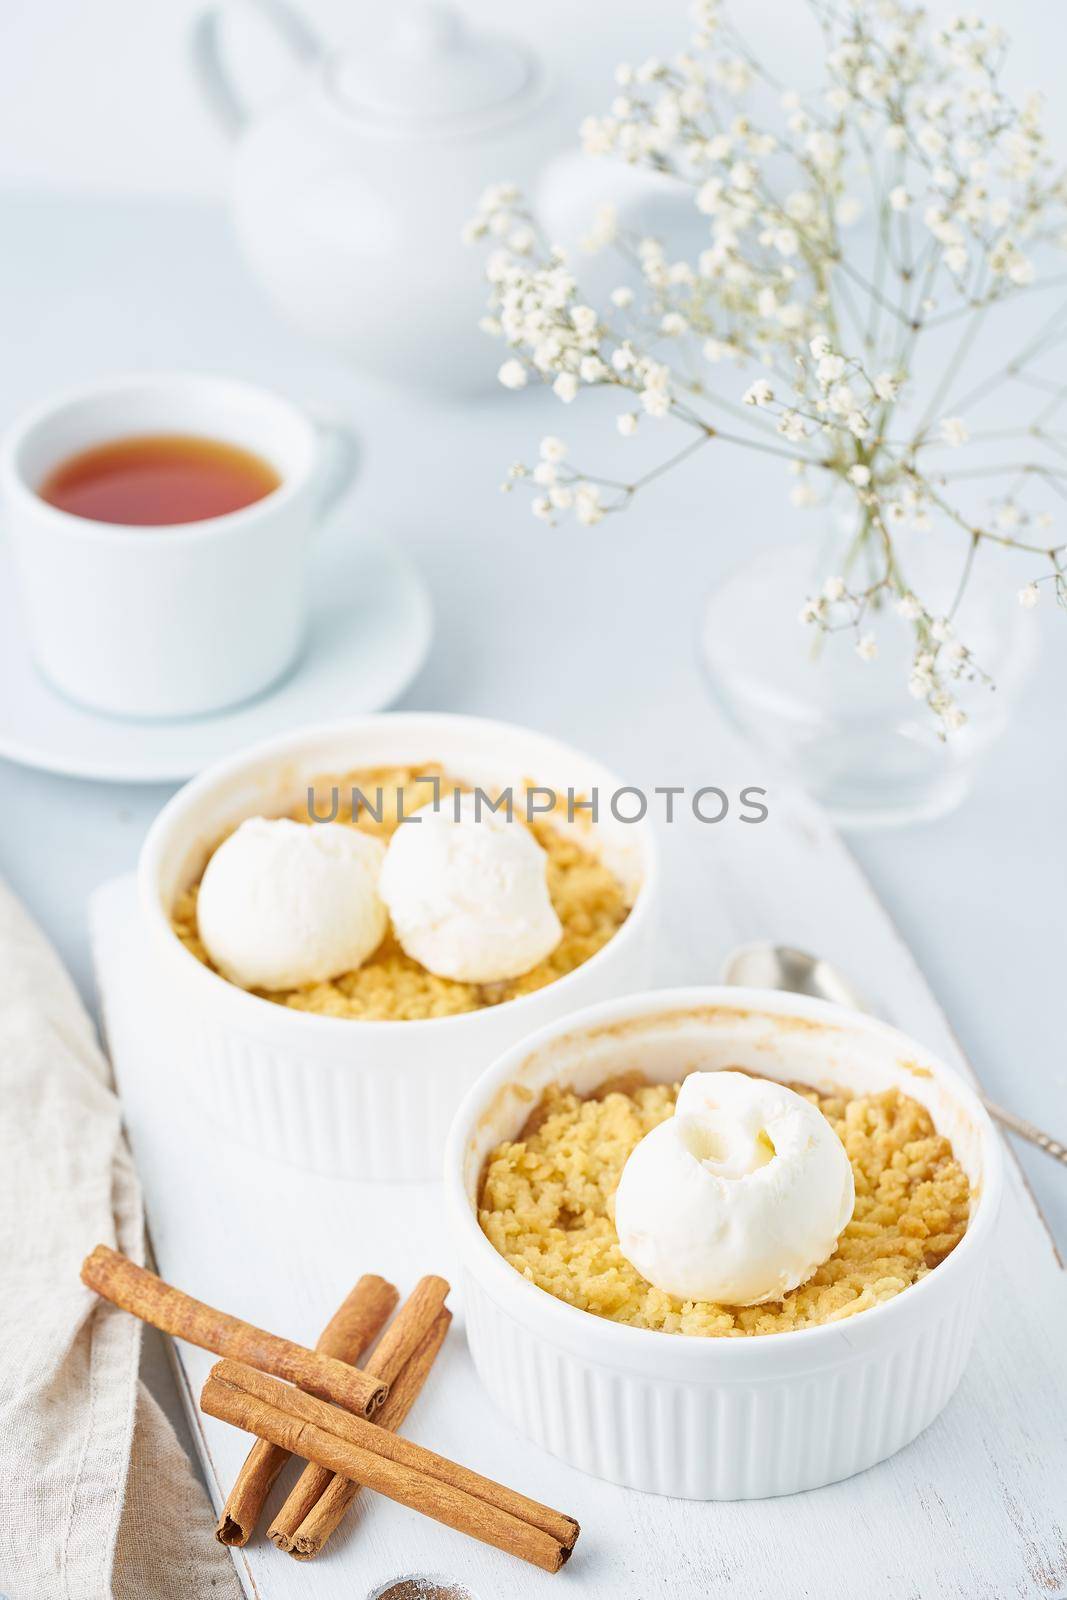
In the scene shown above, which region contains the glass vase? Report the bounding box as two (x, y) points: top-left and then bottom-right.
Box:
(699, 526), (1035, 829)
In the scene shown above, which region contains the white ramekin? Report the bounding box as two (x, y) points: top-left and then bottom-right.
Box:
(138, 714), (659, 1182)
(445, 987), (1002, 1500)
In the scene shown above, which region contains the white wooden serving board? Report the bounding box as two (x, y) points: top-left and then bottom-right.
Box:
(91, 769), (1067, 1600)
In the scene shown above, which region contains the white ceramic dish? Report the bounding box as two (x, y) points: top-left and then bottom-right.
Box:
(0, 534), (431, 782)
(445, 987), (1002, 1500)
(139, 714), (659, 1180)
(192, 0), (569, 393)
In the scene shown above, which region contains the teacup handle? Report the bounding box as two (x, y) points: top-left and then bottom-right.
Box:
(309, 412), (360, 525)
(190, 0), (321, 138)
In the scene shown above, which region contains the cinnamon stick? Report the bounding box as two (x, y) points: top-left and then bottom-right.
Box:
(354, 1275), (450, 1386)
(81, 1246), (387, 1418)
(289, 1308), (451, 1559)
(268, 1273), (449, 1553)
(202, 1362), (579, 1573)
(216, 1274), (398, 1546)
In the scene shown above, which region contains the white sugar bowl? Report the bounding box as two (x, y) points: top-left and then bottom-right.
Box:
(192, 1), (575, 393)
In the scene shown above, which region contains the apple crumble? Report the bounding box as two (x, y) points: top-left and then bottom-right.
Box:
(172, 764), (631, 1020)
(478, 1077), (971, 1336)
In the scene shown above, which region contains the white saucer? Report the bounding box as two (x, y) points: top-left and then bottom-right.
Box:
(0, 532), (433, 783)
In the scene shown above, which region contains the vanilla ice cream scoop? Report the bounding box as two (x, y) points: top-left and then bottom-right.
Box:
(614, 1070), (855, 1306)
(378, 794), (563, 983)
(196, 817), (387, 991)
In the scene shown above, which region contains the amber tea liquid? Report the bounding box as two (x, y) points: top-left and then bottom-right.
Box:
(38, 433), (281, 526)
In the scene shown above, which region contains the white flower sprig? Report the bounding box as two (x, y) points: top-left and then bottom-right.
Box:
(466, 0), (1067, 734)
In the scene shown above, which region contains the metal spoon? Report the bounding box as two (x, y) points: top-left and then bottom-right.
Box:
(720, 941), (1067, 1167)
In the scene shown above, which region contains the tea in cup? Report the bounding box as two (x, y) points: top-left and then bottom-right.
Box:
(0, 374), (356, 719)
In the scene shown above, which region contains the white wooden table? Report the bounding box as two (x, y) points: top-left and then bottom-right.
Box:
(0, 190), (1064, 1598)
(92, 730), (1067, 1599)
(1, 192), (1064, 1259)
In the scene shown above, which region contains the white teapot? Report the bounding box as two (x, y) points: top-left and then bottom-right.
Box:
(192, 1), (572, 394)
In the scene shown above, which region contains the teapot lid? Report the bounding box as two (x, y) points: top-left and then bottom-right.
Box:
(330, 3), (534, 124)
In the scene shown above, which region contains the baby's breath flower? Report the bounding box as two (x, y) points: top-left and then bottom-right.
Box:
(580, 355), (609, 382)
(940, 416), (969, 446)
(828, 383), (855, 414)
(580, 114), (616, 157)
(574, 484), (605, 525)
(806, 129), (839, 170)
(498, 360), (527, 390)
(743, 379), (774, 407)
(478, 182), (518, 215)
(469, 0), (1067, 735)
(917, 123), (946, 157)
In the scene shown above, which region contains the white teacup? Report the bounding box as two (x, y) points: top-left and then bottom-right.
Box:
(0, 373), (357, 719)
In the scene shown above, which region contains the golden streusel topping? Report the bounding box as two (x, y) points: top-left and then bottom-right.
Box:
(173, 764), (630, 1021)
(478, 1077), (970, 1336)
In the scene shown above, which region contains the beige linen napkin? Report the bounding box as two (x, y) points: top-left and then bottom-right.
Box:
(0, 879), (242, 1600)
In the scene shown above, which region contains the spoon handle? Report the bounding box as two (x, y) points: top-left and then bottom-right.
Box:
(981, 1098), (1067, 1166)
(718, 945), (1067, 1169)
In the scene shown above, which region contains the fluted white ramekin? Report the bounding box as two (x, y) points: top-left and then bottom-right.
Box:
(445, 987), (1002, 1499)
(138, 714), (658, 1181)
